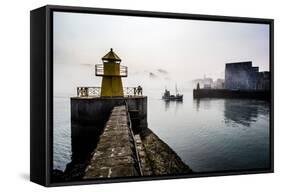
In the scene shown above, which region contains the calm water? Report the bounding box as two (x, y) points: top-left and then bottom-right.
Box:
(53, 90), (270, 172)
(53, 97), (71, 171)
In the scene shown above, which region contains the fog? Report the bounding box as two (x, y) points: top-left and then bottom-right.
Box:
(53, 12), (269, 96)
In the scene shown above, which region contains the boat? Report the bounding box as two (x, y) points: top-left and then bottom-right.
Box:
(162, 85), (183, 101)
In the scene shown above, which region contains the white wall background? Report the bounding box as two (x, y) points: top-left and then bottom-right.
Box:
(0, 0), (279, 191)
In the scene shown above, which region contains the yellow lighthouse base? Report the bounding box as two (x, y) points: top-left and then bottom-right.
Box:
(100, 77), (124, 97)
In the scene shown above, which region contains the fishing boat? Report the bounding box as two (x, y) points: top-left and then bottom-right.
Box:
(162, 85), (183, 101)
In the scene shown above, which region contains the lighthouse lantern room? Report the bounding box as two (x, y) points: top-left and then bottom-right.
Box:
(95, 48), (128, 97)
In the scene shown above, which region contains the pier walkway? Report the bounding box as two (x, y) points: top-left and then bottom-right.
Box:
(82, 104), (191, 179)
(83, 105), (151, 178)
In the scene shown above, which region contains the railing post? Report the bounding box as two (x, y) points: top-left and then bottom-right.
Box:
(95, 65), (97, 76)
(85, 87), (88, 97)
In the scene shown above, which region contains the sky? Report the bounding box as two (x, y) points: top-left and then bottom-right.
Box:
(53, 11), (270, 95)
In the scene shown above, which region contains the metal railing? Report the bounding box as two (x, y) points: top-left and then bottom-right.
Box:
(125, 102), (143, 176)
(76, 86), (143, 97)
(95, 64), (128, 77)
(76, 87), (101, 97)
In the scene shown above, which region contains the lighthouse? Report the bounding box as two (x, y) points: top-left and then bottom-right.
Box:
(71, 48), (147, 161)
(95, 48), (128, 97)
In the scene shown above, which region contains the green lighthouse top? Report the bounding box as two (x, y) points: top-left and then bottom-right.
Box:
(102, 48), (121, 62)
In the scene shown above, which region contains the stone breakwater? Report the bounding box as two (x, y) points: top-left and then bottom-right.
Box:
(53, 105), (192, 182)
(83, 105), (193, 179)
(193, 89), (270, 100)
(140, 128), (193, 175)
(84, 106), (140, 178)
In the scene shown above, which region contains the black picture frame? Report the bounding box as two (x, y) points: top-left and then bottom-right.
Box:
(30, 5), (274, 187)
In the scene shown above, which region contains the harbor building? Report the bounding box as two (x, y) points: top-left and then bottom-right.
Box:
(257, 71), (270, 90)
(193, 61), (270, 100)
(214, 78), (224, 89)
(225, 61), (268, 90)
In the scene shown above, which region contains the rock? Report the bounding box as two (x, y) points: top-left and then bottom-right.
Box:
(140, 128), (193, 175)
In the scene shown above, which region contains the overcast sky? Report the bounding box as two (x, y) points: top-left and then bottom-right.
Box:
(53, 11), (269, 95)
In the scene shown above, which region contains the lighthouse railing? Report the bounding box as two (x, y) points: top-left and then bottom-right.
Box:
(76, 87), (101, 97)
(76, 86), (139, 97)
(95, 64), (128, 77)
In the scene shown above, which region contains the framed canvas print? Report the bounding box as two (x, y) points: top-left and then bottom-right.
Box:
(30, 5), (274, 187)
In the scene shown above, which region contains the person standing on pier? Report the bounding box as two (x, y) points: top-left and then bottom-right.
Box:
(137, 85), (143, 95)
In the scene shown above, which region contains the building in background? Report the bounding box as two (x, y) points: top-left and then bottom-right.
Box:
(203, 77), (213, 89)
(225, 61), (269, 91)
(214, 78), (225, 89)
(193, 77), (224, 89)
(193, 76), (213, 89)
(257, 72), (270, 90)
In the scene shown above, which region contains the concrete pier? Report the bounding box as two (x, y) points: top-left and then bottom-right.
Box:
(58, 96), (192, 181)
(70, 96), (147, 161)
(83, 105), (190, 179)
(193, 89), (270, 100)
(84, 106), (140, 178)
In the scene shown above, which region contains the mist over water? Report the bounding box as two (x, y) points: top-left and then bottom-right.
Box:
(53, 89), (270, 172)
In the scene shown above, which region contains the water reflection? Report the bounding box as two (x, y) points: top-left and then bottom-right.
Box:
(223, 99), (261, 127)
(194, 99), (200, 112)
(164, 100), (170, 111)
(163, 100), (183, 114)
(193, 98), (212, 111)
(194, 98), (269, 127)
